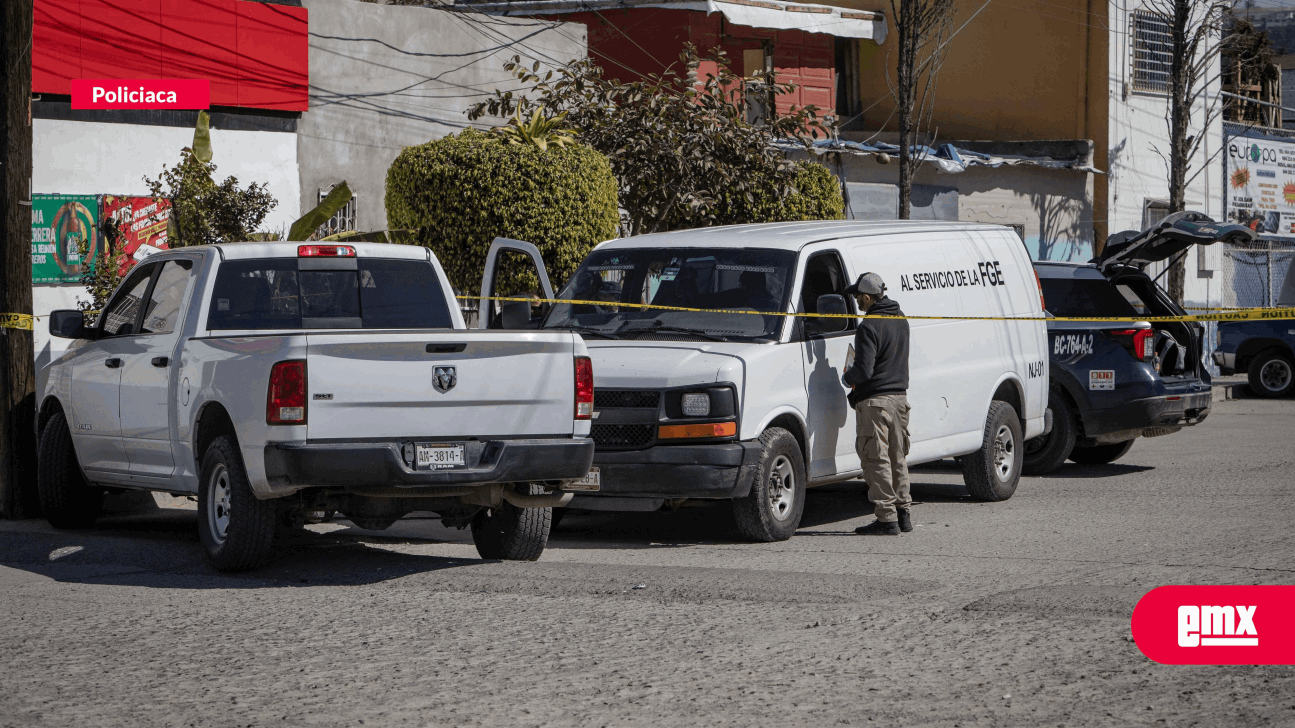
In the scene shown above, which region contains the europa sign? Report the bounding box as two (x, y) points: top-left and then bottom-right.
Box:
(70, 79), (210, 110)
(1224, 132), (1295, 239)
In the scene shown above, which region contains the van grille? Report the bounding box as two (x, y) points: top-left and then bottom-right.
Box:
(594, 390), (660, 409)
(590, 424), (654, 449)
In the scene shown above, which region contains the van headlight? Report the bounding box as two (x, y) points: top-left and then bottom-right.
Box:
(681, 392), (711, 417)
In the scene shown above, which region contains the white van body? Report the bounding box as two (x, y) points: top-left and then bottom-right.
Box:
(483, 221), (1050, 539)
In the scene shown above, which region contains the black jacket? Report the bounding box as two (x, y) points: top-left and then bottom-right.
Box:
(842, 296), (910, 408)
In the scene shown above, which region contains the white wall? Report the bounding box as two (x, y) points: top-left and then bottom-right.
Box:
(1107, 1), (1223, 308)
(33, 118), (300, 234)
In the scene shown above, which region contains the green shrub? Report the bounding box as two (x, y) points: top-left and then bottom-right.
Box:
(385, 128), (620, 295)
(714, 161), (844, 225)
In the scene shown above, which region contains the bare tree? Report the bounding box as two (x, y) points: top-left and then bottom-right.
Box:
(1143, 0), (1229, 303)
(886, 0), (956, 219)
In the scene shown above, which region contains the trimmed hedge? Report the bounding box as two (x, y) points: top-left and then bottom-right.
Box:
(386, 128), (619, 295)
(715, 161), (845, 225)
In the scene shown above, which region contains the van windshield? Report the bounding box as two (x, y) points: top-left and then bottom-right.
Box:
(542, 247), (797, 340)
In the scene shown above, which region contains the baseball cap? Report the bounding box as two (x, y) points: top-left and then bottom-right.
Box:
(844, 272), (886, 297)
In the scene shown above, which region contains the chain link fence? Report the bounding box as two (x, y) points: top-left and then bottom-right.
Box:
(1218, 239), (1295, 308)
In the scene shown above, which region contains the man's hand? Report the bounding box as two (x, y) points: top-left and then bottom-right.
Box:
(841, 371), (854, 389)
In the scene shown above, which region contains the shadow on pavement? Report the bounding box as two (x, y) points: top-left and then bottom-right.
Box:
(1039, 463), (1155, 478)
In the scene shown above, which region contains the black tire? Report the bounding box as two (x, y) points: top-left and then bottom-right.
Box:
(37, 412), (103, 528)
(1247, 350), (1295, 398)
(1068, 439), (1135, 465)
(732, 427), (806, 542)
(1022, 389), (1077, 476)
(198, 435), (278, 572)
(471, 485), (552, 561)
(962, 401), (1023, 502)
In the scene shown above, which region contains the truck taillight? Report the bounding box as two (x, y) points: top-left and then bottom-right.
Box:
(1034, 270), (1046, 312)
(575, 356), (594, 420)
(297, 244), (356, 257)
(267, 360), (307, 425)
(1109, 329), (1156, 361)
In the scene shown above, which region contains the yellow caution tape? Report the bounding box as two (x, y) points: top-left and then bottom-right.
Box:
(461, 295), (1295, 324)
(1, 314), (35, 331)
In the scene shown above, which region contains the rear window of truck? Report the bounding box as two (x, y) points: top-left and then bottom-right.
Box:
(207, 258), (454, 330)
(1040, 277), (1139, 318)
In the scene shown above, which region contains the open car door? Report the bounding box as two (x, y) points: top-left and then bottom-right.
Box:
(477, 237), (555, 329)
(1098, 211), (1256, 272)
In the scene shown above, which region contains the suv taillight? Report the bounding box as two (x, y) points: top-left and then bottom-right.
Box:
(575, 356), (594, 420)
(1109, 329), (1155, 361)
(1033, 270), (1046, 312)
(267, 360), (307, 425)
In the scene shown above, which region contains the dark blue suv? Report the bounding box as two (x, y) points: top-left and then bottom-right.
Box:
(1025, 213), (1255, 473)
(1211, 257), (1295, 397)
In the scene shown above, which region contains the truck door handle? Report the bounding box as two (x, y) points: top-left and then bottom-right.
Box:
(151, 357), (170, 368)
(105, 358), (123, 369)
(426, 343), (467, 353)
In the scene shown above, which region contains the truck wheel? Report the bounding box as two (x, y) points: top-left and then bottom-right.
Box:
(37, 412), (103, 528)
(198, 435), (278, 572)
(471, 485), (551, 561)
(1247, 351), (1295, 398)
(1022, 390), (1077, 476)
(732, 427), (806, 542)
(962, 401), (1022, 502)
(1068, 439), (1135, 465)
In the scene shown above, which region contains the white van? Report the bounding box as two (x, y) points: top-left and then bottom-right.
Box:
(480, 221), (1050, 541)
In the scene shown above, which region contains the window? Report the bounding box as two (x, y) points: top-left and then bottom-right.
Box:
(1132, 10), (1172, 95)
(1143, 200), (1170, 229)
(100, 264), (156, 337)
(207, 258), (452, 330)
(1039, 277), (1139, 317)
(314, 185), (357, 239)
(798, 251), (856, 337)
(140, 260), (193, 334)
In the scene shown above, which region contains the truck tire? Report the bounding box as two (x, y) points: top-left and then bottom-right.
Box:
(198, 435), (278, 572)
(1068, 439), (1135, 465)
(1022, 390), (1077, 476)
(471, 485), (551, 561)
(37, 412), (103, 528)
(1247, 350), (1295, 398)
(732, 427), (806, 542)
(962, 401), (1022, 502)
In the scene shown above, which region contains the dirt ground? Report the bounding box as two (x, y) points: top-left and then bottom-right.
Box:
(1, 397), (1292, 727)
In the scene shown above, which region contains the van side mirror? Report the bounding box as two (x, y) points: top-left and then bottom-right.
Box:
(499, 300), (538, 329)
(49, 310), (88, 339)
(815, 294), (850, 333)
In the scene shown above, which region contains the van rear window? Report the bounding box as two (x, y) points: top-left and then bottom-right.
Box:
(1040, 278), (1139, 318)
(207, 258), (453, 330)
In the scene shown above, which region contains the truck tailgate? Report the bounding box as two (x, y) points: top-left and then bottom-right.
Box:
(305, 332), (576, 439)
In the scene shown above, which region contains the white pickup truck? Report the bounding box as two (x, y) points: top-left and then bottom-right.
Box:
(35, 242), (595, 571)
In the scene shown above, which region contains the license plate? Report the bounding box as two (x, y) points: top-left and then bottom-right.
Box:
(416, 443), (465, 470)
(566, 467), (600, 491)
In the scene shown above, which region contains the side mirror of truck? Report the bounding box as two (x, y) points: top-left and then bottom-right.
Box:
(499, 300), (539, 329)
(815, 294), (850, 333)
(49, 310), (88, 339)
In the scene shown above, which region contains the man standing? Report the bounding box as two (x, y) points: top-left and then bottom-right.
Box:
(840, 273), (912, 536)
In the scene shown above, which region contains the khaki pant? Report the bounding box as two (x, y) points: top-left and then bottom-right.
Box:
(855, 393), (911, 522)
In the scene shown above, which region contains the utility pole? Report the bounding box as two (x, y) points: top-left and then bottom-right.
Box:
(1, 0), (38, 518)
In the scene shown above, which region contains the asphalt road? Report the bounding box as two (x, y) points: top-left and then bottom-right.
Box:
(1, 396), (1292, 728)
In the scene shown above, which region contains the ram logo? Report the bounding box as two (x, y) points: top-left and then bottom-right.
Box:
(432, 366), (457, 394)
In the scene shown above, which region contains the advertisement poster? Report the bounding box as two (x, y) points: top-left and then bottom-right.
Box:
(1224, 132), (1295, 238)
(31, 194), (100, 284)
(100, 195), (171, 275)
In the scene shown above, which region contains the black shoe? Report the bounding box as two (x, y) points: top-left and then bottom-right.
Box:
(897, 509), (913, 533)
(855, 520), (901, 536)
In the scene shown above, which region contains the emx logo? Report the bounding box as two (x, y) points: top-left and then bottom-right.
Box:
(1132, 586), (1294, 664)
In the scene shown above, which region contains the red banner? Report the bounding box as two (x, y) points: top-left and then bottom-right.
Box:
(71, 79), (210, 109)
(1132, 585), (1295, 665)
(100, 196), (171, 276)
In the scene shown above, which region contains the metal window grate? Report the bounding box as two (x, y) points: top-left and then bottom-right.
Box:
(314, 185), (357, 239)
(590, 424), (655, 449)
(594, 390), (661, 409)
(1132, 10), (1172, 95)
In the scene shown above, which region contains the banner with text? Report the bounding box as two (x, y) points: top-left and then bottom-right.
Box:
(31, 194), (100, 284)
(1224, 131), (1295, 238)
(101, 196), (172, 276)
